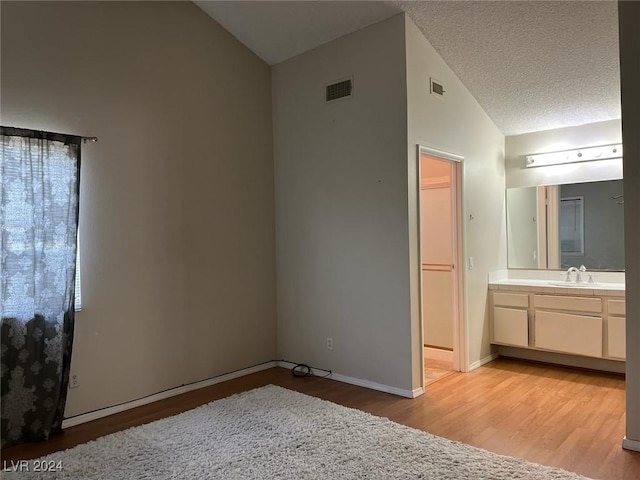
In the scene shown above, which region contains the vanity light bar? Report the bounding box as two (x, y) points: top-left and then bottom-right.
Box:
(525, 143), (623, 168)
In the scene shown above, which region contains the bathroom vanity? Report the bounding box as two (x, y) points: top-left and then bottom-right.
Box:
(489, 274), (625, 370)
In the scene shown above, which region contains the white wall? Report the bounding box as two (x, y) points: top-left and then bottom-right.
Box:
(619, 1), (640, 448)
(1, 1), (276, 417)
(405, 17), (506, 380)
(273, 15), (413, 391)
(505, 120), (622, 188)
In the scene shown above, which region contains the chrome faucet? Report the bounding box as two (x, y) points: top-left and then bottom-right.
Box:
(565, 266), (583, 283)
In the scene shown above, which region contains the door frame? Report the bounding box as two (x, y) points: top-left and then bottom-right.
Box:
(535, 185), (561, 269)
(416, 145), (467, 383)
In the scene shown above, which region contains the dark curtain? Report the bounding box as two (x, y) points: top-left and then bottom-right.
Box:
(1, 127), (81, 447)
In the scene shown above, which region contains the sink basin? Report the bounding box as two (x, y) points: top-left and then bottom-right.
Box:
(547, 281), (603, 288)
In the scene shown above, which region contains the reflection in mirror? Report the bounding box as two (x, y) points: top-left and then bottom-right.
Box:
(507, 179), (624, 270)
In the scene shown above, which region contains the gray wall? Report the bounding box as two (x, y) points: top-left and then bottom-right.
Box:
(273, 15), (414, 391)
(560, 180), (624, 270)
(619, 1), (640, 447)
(1, 1), (277, 417)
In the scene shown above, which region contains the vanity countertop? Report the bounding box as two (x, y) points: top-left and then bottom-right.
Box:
(489, 278), (625, 297)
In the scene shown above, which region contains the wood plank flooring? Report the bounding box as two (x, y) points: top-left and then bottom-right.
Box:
(424, 358), (454, 384)
(2, 358), (639, 479)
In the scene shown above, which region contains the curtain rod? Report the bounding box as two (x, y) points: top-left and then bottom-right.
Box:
(2, 126), (98, 145)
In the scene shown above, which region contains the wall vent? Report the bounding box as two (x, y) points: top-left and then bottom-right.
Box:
(326, 78), (353, 102)
(430, 78), (445, 96)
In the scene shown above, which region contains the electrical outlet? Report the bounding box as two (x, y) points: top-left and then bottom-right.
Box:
(69, 372), (80, 389)
(468, 257), (474, 270)
(327, 337), (334, 350)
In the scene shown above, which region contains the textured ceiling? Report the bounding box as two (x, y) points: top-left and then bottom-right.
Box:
(398, 1), (620, 135)
(195, 1), (621, 136)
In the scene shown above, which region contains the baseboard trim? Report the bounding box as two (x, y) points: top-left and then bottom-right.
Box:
(424, 346), (454, 363)
(62, 361), (279, 429)
(411, 387), (425, 398)
(277, 361), (418, 398)
(468, 352), (499, 371)
(496, 345), (625, 374)
(622, 437), (640, 452)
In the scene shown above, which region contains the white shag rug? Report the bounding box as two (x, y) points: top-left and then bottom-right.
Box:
(4, 385), (593, 479)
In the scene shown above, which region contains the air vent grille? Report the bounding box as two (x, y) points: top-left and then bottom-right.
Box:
(430, 78), (445, 96)
(326, 79), (353, 102)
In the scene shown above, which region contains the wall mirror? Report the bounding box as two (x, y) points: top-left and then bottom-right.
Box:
(507, 179), (624, 270)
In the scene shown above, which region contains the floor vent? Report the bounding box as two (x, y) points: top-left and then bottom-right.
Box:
(326, 78), (353, 102)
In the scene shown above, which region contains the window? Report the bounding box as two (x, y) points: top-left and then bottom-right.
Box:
(1, 126), (82, 447)
(560, 196), (584, 255)
(1, 128), (81, 321)
(75, 233), (82, 310)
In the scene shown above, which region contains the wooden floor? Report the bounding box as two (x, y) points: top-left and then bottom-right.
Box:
(424, 347), (455, 385)
(3, 357), (639, 479)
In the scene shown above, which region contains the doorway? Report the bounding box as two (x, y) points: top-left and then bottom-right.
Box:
(418, 147), (463, 385)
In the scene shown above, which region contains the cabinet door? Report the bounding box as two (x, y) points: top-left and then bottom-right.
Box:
(493, 292), (529, 308)
(608, 316), (626, 359)
(534, 295), (602, 313)
(493, 307), (528, 347)
(608, 300), (626, 316)
(535, 310), (602, 358)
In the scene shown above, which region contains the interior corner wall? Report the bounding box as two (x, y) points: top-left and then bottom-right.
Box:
(1, 1), (276, 417)
(618, 1), (640, 446)
(404, 15), (506, 380)
(505, 120), (623, 189)
(272, 14), (413, 391)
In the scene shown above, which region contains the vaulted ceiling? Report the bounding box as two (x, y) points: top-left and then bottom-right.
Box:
(196, 1), (620, 136)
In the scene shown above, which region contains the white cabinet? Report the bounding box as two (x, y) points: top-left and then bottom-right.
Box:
(608, 316), (626, 359)
(607, 298), (626, 359)
(493, 307), (529, 347)
(533, 294), (601, 313)
(534, 310), (602, 358)
(494, 292), (529, 309)
(491, 292), (529, 348)
(490, 289), (625, 363)
(608, 299), (626, 316)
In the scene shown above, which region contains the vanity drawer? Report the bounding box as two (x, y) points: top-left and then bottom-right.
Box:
(534, 311), (602, 358)
(533, 295), (602, 313)
(608, 299), (626, 316)
(493, 292), (529, 308)
(493, 307), (529, 347)
(608, 316), (626, 359)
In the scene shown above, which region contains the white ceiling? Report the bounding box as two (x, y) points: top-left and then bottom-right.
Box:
(195, 1), (621, 136)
